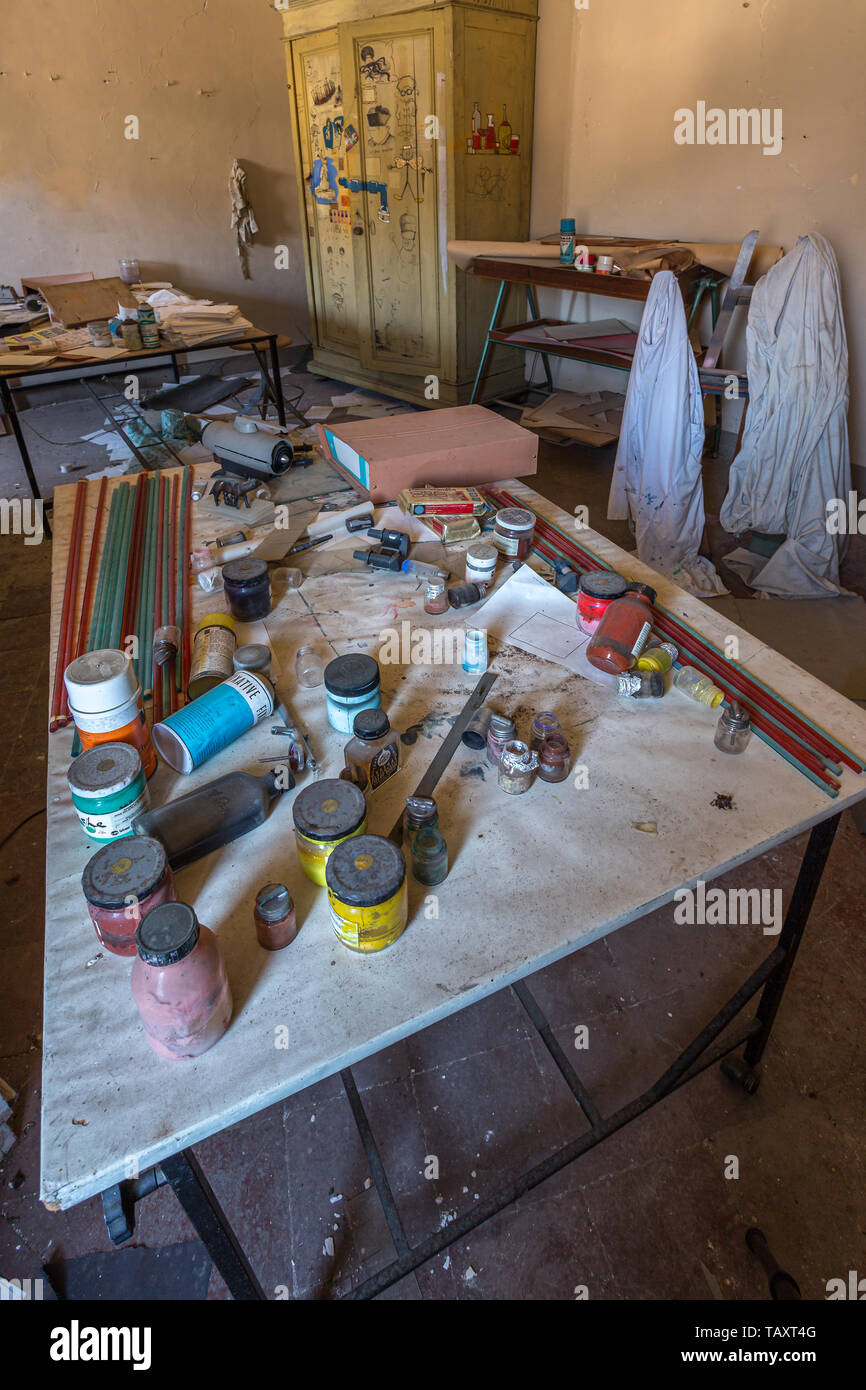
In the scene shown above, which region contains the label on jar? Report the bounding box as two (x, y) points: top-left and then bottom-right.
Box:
(189, 626), (236, 687)
(631, 621), (652, 658)
(74, 783), (151, 842)
(368, 739), (399, 791)
(494, 530), (520, 557)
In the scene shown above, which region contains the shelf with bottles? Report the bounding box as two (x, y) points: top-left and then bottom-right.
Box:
(468, 102), (519, 156)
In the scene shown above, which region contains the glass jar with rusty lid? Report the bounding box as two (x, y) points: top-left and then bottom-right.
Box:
(292, 778), (367, 885)
(81, 835), (176, 957)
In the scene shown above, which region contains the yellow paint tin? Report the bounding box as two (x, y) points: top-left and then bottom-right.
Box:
(325, 834), (408, 953)
(292, 779), (367, 886)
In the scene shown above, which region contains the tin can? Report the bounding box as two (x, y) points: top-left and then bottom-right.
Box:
(152, 670), (274, 773)
(292, 779), (367, 886)
(188, 613), (237, 700)
(68, 742), (150, 844)
(325, 834), (408, 953)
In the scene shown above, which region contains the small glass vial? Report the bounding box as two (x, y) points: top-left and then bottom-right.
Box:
(537, 732), (570, 783)
(486, 713), (516, 767)
(424, 577), (449, 615)
(254, 883), (298, 950)
(714, 702), (752, 754)
(403, 795), (438, 848)
(674, 665), (724, 707)
(498, 739), (537, 795)
(295, 645), (324, 688)
(411, 826), (449, 885)
(343, 707), (400, 792)
(463, 627), (488, 673)
(529, 711), (560, 751)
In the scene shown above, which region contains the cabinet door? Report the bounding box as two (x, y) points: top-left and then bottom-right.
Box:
(291, 31), (360, 357)
(339, 13), (446, 378)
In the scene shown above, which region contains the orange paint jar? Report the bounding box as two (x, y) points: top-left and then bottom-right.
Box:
(65, 649), (157, 777)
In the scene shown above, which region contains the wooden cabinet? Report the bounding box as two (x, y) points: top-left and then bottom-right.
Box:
(281, 0), (538, 406)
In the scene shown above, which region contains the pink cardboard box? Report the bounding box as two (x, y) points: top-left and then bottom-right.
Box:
(316, 405), (538, 502)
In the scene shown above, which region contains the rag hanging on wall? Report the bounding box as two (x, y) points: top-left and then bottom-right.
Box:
(229, 158), (259, 279)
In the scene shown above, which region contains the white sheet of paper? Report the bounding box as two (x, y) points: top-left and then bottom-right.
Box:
(469, 565), (602, 677)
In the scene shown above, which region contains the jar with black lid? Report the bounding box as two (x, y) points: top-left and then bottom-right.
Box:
(221, 557), (272, 622)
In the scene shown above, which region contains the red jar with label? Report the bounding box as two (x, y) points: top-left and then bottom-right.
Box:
(132, 902), (232, 1060)
(576, 571), (628, 635)
(586, 583), (657, 674)
(81, 836), (176, 956)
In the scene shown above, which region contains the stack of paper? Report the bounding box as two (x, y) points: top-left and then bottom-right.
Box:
(146, 290), (252, 345)
(520, 390), (625, 447)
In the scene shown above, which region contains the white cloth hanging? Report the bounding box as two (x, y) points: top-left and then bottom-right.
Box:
(719, 233), (851, 597)
(607, 271), (726, 597)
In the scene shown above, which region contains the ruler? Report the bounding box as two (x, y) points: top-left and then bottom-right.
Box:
(388, 669), (498, 844)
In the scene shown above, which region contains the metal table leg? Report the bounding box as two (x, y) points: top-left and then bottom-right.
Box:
(470, 279), (507, 404)
(160, 1148), (266, 1301)
(525, 285), (553, 393)
(267, 335), (288, 429)
(0, 376), (45, 508)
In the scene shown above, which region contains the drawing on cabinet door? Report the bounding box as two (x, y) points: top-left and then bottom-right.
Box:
(293, 33), (360, 355)
(341, 22), (442, 375)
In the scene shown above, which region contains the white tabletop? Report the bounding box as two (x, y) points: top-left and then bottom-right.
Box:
(41, 479), (866, 1209)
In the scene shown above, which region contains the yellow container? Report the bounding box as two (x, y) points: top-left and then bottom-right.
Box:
(325, 835), (408, 953)
(636, 643), (674, 674)
(292, 779), (367, 886)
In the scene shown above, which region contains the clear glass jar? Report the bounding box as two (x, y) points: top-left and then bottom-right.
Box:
(343, 708), (400, 792)
(714, 703), (752, 754)
(529, 711), (560, 751)
(537, 733), (570, 783)
(295, 646), (324, 688)
(424, 577), (448, 615)
(674, 666), (724, 707)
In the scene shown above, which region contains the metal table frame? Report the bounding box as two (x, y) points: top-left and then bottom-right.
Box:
(97, 786), (842, 1299)
(0, 330), (295, 516)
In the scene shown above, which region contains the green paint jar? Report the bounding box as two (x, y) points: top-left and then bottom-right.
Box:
(68, 742), (150, 844)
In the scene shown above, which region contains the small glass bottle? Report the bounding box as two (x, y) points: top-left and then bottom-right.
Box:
(498, 739), (537, 795)
(636, 641), (677, 673)
(485, 113), (496, 149)
(463, 627), (488, 674)
(617, 672), (666, 699)
(424, 577), (449, 614)
(254, 883), (298, 950)
(714, 702), (752, 754)
(537, 732), (570, 783)
(343, 708), (400, 792)
(296, 645), (324, 688)
(498, 105), (512, 154)
(486, 713), (516, 767)
(403, 795), (438, 849)
(674, 665), (724, 707)
(529, 711), (560, 751)
(471, 101), (482, 135)
(411, 826), (449, 885)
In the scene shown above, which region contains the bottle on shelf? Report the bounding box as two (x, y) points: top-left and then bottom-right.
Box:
(498, 104), (512, 154)
(485, 113), (496, 150)
(471, 101), (482, 135)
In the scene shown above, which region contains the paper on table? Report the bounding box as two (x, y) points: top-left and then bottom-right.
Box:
(469, 564), (617, 687)
(0, 352), (58, 368)
(542, 318), (635, 341)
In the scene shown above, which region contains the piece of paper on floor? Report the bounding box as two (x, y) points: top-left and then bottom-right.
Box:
(305, 405), (334, 420)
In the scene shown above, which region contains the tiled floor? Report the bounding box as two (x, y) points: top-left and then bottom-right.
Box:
(1, 359), (864, 1300)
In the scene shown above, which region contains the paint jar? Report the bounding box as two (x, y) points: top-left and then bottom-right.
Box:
(325, 834), (408, 953)
(596, 255), (615, 275)
(343, 708), (400, 793)
(296, 646), (324, 688)
(560, 218), (576, 266)
(152, 670), (274, 773)
(448, 581), (487, 608)
(87, 321), (112, 348)
(617, 672), (666, 699)
(65, 648), (156, 778)
(324, 653), (381, 734)
(636, 641), (677, 673)
(576, 250), (595, 272)
(120, 320), (142, 351)
(674, 666), (724, 708)
(486, 713), (517, 767)
(498, 739), (537, 795)
(586, 584), (656, 675)
(424, 577), (449, 615)
(714, 702), (752, 754)
(537, 732), (571, 782)
(529, 711), (560, 752)
(81, 835), (175, 957)
(132, 902), (232, 1060)
(136, 303), (159, 348)
(188, 613), (236, 700)
(68, 742), (150, 845)
(576, 571), (628, 635)
(254, 884), (298, 951)
(222, 557), (272, 622)
(403, 794), (438, 848)
(462, 706), (493, 750)
(493, 507), (535, 560)
(411, 826), (449, 885)
(233, 643), (271, 674)
(465, 543), (497, 586)
(463, 627), (488, 673)
(292, 778), (367, 885)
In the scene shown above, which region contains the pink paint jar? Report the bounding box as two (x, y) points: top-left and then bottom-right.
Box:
(81, 836), (176, 957)
(131, 902), (232, 1060)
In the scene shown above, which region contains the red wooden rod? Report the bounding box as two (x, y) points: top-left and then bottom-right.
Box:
(120, 473), (146, 653)
(72, 476), (107, 661)
(181, 466), (193, 703)
(168, 473), (179, 714)
(152, 474), (166, 726)
(49, 480), (87, 732)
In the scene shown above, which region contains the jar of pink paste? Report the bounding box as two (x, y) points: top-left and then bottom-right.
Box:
(131, 902), (232, 1060)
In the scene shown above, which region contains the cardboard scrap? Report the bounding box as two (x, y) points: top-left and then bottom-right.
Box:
(520, 390), (625, 447)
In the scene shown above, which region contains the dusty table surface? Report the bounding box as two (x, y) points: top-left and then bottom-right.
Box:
(41, 472), (866, 1209)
